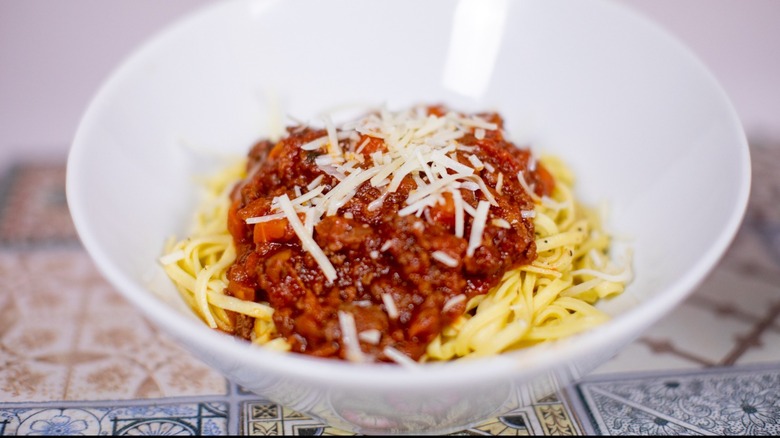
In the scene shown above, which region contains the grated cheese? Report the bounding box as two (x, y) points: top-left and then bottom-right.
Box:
(306, 174), (325, 191)
(275, 194), (337, 282)
(355, 136), (371, 154)
(383, 346), (420, 368)
(338, 311), (366, 362)
(367, 191), (388, 211)
(382, 293), (399, 319)
(492, 218), (511, 229)
(467, 154), (484, 170)
(467, 201), (491, 257)
(323, 115), (341, 157)
(258, 105), (539, 281)
(451, 188), (465, 238)
(460, 181), (480, 191)
(432, 250), (459, 267)
(290, 185), (325, 206)
(300, 136), (328, 151)
(442, 294), (466, 312)
(358, 329), (382, 345)
(462, 201), (477, 218)
(246, 212), (286, 224)
(517, 170), (540, 202)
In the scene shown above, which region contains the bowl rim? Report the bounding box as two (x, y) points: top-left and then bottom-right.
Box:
(66, 0), (752, 390)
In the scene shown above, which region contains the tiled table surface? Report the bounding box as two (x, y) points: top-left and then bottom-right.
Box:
(0, 142), (778, 435)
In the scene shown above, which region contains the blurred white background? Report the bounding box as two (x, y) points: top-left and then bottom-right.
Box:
(1, 0), (778, 170)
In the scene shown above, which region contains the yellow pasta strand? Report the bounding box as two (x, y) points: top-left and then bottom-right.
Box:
(161, 153), (631, 362)
(424, 155), (631, 361)
(159, 160), (287, 348)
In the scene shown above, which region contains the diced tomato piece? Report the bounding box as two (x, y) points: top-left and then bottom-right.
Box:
(267, 141), (285, 160)
(228, 199), (250, 243)
(356, 134), (386, 157)
(427, 192), (456, 229)
(535, 163), (555, 197)
(253, 218), (289, 244)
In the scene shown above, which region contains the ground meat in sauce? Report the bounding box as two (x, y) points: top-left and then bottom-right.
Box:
(224, 107), (554, 362)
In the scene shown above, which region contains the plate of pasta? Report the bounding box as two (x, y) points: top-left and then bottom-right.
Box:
(67, 0), (750, 434)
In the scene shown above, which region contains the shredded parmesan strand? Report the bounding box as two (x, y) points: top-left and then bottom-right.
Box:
(300, 136), (328, 151)
(451, 188), (465, 238)
(382, 293), (399, 319)
(383, 346), (420, 368)
(517, 170), (540, 202)
(267, 106), (521, 280)
(442, 294), (466, 313)
(323, 115), (341, 157)
(275, 194), (337, 282)
(432, 250), (459, 268)
(467, 201), (491, 257)
(245, 212), (286, 224)
(492, 218), (511, 229)
(358, 329), (382, 345)
(338, 311), (366, 362)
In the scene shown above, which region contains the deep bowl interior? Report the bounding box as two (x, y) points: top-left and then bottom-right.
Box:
(67, 0), (750, 433)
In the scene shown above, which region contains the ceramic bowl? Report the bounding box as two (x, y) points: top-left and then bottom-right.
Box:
(67, 0), (750, 434)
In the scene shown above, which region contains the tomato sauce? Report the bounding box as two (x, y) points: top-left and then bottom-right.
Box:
(225, 108), (553, 362)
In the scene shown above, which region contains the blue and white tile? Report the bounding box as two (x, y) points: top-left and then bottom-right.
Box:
(0, 401), (229, 436)
(570, 363), (780, 435)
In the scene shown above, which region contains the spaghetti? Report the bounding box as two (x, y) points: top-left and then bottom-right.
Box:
(424, 155), (630, 360)
(160, 105), (631, 363)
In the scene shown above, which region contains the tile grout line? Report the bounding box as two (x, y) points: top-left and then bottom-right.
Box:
(637, 337), (716, 367)
(721, 299), (780, 366)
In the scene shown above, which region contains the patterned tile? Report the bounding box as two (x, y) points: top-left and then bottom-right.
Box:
(534, 403), (578, 435)
(0, 401), (228, 435)
(238, 393), (581, 436)
(570, 363), (780, 435)
(0, 250), (227, 402)
(463, 411), (536, 436)
(0, 139), (779, 434)
(242, 401), (351, 436)
(0, 164), (77, 246)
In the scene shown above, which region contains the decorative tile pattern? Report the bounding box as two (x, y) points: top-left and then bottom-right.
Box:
(570, 364), (780, 435)
(0, 139), (778, 435)
(0, 401), (228, 435)
(0, 164), (77, 246)
(0, 250), (228, 403)
(242, 401), (351, 436)
(237, 391), (581, 436)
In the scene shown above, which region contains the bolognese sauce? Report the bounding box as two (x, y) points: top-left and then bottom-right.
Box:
(224, 106), (554, 362)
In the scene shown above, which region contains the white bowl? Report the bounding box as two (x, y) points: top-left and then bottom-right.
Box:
(67, 0), (750, 434)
